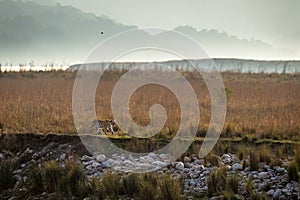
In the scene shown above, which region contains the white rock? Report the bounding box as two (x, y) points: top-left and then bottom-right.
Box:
(193, 187), (202, 193)
(258, 172), (269, 179)
(221, 154), (231, 164)
(198, 164), (205, 170)
(60, 153), (66, 160)
(32, 153), (39, 160)
(273, 189), (282, 199)
(137, 163), (151, 170)
(13, 169), (23, 174)
(111, 153), (118, 159)
(190, 172), (200, 179)
(224, 165), (231, 170)
(96, 154), (106, 162)
(153, 161), (166, 168)
(128, 154), (135, 161)
(25, 148), (33, 154)
(221, 154), (230, 159)
(184, 156), (191, 163)
(193, 159), (204, 165)
(274, 166), (285, 173)
(91, 161), (101, 168)
(282, 189), (288, 193)
(139, 157), (145, 163)
(14, 174), (22, 181)
(81, 155), (93, 161)
(123, 160), (133, 166)
(267, 189), (275, 196)
(148, 152), (157, 158)
(102, 160), (112, 168)
(176, 162), (184, 170)
(263, 165), (270, 170)
(82, 160), (93, 166)
(144, 157), (155, 163)
(86, 165), (93, 171)
(232, 163), (243, 171)
(23, 176), (28, 183)
(159, 153), (168, 159)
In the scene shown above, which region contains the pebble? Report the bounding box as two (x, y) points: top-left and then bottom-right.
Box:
(175, 162), (184, 170)
(274, 166), (285, 173)
(81, 155), (93, 162)
(60, 153), (66, 161)
(258, 172), (269, 179)
(267, 189), (275, 196)
(232, 163), (243, 171)
(96, 154), (106, 162)
(184, 156), (191, 163)
(221, 154), (231, 164)
(91, 161), (101, 168)
(273, 189), (282, 199)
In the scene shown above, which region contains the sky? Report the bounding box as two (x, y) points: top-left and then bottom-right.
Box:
(1, 0), (299, 64)
(56, 0), (300, 50)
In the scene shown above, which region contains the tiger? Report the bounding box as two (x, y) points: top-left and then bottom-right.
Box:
(91, 119), (118, 135)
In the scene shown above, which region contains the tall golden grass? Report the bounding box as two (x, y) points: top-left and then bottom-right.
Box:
(0, 70), (299, 141)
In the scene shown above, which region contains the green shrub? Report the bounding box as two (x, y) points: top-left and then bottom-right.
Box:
(35, 160), (91, 198)
(122, 173), (140, 197)
(207, 168), (227, 196)
(227, 173), (239, 194)
(251, 193), (267, 200)
(207, 169), (240, 197)
(88, 178), (104, 200)
(101, 171), (122, 196)
(295, 148), (300, 168)
(23, 160), (186, 199)
(28, 166), (44, 194)
(287, 162), (299, 182)
(138, 178), (158, 200)
(237, 146), (247, 161)
(65, 161), (88, 197)
(223, 191), (240, 200)
(43, 161), (64, 193)
(249, 151), (259, 171)
(0, 161), (16, 192)
(258, 146), (271, 164)
(245, 179), (253, 197)
(158, 174), (183, 200)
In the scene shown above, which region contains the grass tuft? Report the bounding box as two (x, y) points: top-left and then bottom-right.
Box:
(249, 150), (259, 171)
(287, 162), (299, 182)
(0, 160), (16, 192)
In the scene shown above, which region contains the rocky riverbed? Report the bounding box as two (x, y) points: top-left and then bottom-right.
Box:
(78, 152), (299, 199)
(0, 134), (299, 199)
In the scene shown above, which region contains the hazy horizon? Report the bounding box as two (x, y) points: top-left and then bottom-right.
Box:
(0, 0), (299, 64)
(55, 0), (300, 48)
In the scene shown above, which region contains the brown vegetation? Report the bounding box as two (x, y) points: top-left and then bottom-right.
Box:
(0, 70), (299, 142)
(0, 159), (184, 199)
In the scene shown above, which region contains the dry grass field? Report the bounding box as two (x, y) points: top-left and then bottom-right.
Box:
(1, 70), (300, 200)
(0, 70), (299, 142)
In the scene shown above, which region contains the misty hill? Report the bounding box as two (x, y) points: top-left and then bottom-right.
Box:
(173, 26), (288, 59)
(0, 0), (136, 63)
(0, 0), (295, 64)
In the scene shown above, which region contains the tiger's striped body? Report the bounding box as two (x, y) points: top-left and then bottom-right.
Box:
(91, 119), (118, 135)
